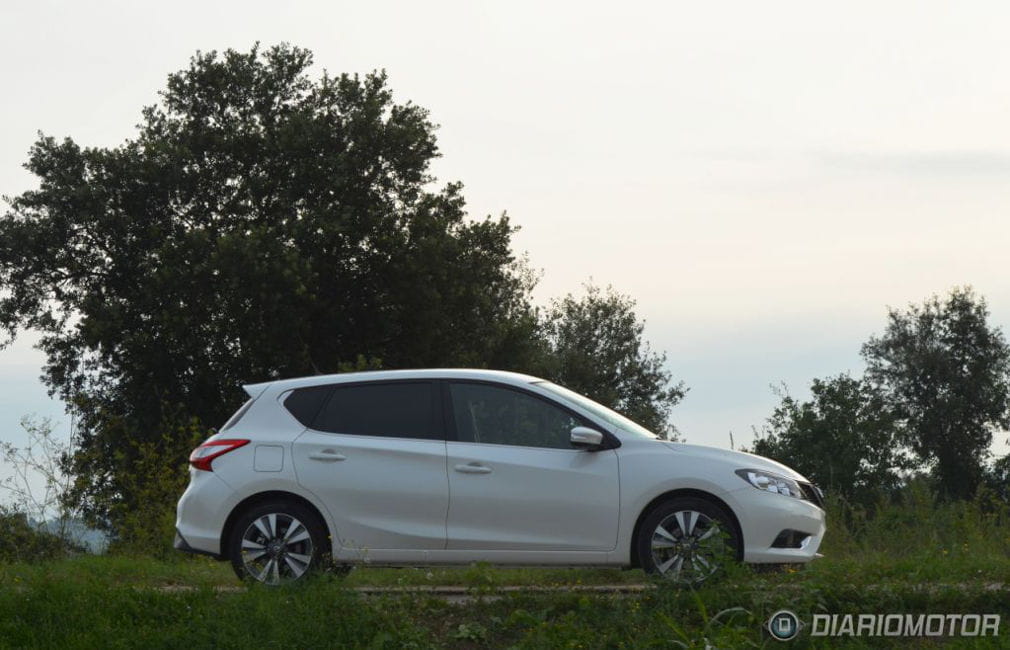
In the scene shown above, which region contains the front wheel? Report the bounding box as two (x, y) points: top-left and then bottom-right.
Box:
(228, 501), (327, 585)
(635, 497), (739, 585)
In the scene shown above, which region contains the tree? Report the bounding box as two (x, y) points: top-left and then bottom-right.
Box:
(750, 375), (910, 507)
(985, 451), (1010, 501)
(0, 44), (540, 529)
(540, 284), (686, 437)
(862, 287), (1010, 500)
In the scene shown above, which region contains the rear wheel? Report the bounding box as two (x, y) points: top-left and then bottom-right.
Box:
(228, 500), (327, 585)
(635, 497), (739, 585)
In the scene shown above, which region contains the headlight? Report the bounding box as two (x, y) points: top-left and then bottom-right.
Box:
(735, 469), (804, 499)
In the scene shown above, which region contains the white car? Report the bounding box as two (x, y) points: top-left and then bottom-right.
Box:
(175, 369), (826, 585)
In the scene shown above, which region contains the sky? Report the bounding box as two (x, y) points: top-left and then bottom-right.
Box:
(2, 1), (1010, 492)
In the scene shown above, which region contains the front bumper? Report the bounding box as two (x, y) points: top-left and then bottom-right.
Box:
(725, 486), (827, 564)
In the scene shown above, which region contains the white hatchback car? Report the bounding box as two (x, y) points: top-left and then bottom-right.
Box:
(175, 369), (825, 584)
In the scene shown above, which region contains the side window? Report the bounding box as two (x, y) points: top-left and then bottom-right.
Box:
(283, 386), (332, 427)
(449, 383), (585, 450)
(311, 382), (440, 440)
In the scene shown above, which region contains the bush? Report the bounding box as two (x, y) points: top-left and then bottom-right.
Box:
(820, 477), (1010, 563)
(1, 415), (88, 561)
(107, 417), (203, 558)
(0, 507), (81, 563)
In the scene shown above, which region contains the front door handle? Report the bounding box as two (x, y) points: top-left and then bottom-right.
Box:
(454, 462), (492, 474)
(308, 450), (347, 462)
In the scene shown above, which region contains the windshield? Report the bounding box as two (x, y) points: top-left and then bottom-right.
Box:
(533, 381), (658, 440)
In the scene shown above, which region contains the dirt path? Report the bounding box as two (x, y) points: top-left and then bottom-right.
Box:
(152, 581), (1008, 604)
(154, 582), (654, 603)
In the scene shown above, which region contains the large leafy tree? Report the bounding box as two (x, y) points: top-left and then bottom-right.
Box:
(540, 285), (686, 438)
(750, 375), (910, 507)
(862, 287), (1010, 499)
(0, 44), (540, 527)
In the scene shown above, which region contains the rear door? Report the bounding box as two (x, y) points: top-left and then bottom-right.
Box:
(444, 381), (620, 551)
(289, 381), (449, 550)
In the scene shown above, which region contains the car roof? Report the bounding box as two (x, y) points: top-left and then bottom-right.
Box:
(244, 368), (545, 397)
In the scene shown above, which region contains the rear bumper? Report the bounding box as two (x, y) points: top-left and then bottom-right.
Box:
(175, 469), (237, 557)
(174, 528), (221, 559)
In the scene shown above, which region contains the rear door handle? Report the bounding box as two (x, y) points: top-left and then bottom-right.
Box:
(308, 450), (346, 462)
(454, 463), (492, 474)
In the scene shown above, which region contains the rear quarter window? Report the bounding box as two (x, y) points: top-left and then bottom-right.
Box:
(283, 386), (332, 427)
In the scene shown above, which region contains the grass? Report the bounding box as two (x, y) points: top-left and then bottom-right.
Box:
(3, 556), (1008, 649)
(3, 491), (1010, 648)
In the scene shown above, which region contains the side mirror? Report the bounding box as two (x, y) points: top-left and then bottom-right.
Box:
(570, 426), (605, 450)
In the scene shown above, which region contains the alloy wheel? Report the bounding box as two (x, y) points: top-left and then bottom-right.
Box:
(650, 509), (727, 584)
(239, 512), (315, 585)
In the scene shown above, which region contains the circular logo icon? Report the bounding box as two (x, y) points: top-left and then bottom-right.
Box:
(766, 609), (802, 641)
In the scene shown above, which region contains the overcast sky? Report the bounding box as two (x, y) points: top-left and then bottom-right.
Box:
(2, 0), (1009, 486)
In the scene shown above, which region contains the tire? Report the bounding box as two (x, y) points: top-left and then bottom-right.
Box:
(635, 496), (740, 585)
(228, 500), (328, 585)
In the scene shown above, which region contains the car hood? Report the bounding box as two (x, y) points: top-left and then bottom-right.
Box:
(660, 442), (810, 483)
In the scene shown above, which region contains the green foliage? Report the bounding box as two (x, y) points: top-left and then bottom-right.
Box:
(1, 416), (80, 527)
(985, 451), (1010, 499)
(0, 44), (541, 530)
(820, 478), (1010, 573)
(5, 485), (1010, 648)
(107, 416), (204, 557)
(0, 507), (80, 563)
(862, 286), (1010, 499)
(1, 416), (91, 559)
(0, 43), (684, 542)
(540, 284), (686, 437)
(450, 621), (488, 643)
(6, 529), (1010, 649)
(750, 375), (912, 507)
(0, 43), (687, 543)
(755, 287), (1010, 506)
(0, 572), (435, 648)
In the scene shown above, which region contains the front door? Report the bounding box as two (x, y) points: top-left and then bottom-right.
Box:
(444, 381), (620, 551)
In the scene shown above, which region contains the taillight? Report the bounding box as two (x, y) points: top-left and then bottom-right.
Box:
(188, 439), (250, 472)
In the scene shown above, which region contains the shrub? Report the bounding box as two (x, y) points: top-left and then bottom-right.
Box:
(107, 418), (203, 558)
(0, 506), (81, 563)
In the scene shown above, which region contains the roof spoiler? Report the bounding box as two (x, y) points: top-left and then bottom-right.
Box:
(242, 382), (272, 399)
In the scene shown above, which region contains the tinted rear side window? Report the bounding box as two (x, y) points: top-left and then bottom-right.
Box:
(311, 382), (440, 440)
(284, 386), (333, 427)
